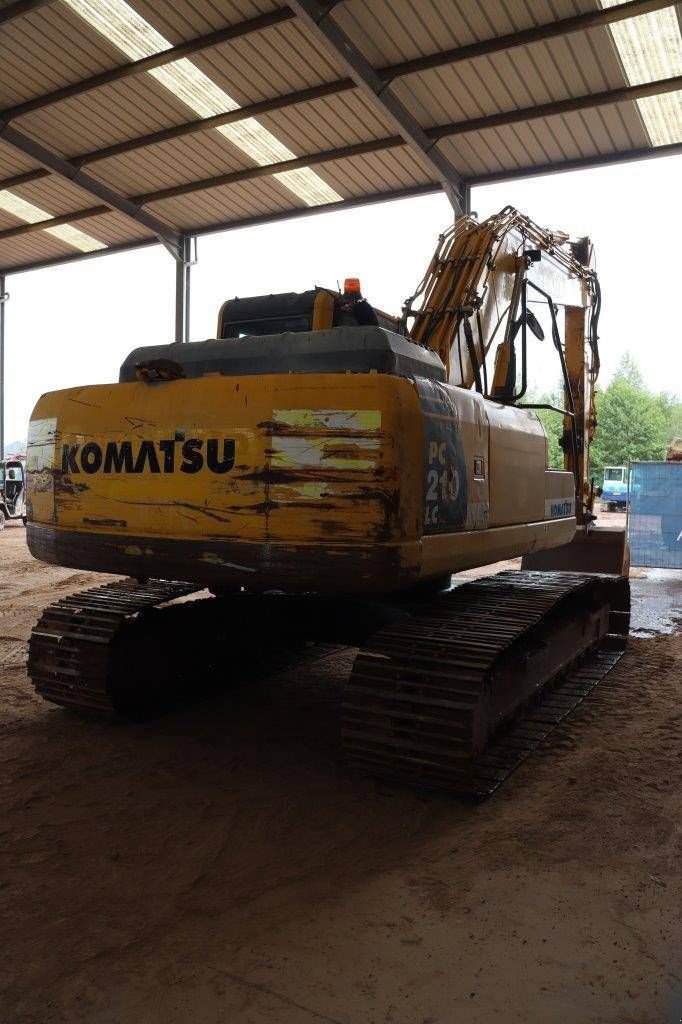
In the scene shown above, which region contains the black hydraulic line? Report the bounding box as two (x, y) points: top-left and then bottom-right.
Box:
(493, 266), (525, 401)
(516, 403), (574, 417)
(525, 280), (581, 492)
(514, 281), (529, 402)
(456, 328), (466, 385)
(589, 275), (602, 377)
(476, 308), (488, 396)
(463, 316), (484, 394)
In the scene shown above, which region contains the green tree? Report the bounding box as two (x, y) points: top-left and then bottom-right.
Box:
(589, 354), (669, 480)
(533, 396), (564, 469)
(656, 391), (682, 445)
(526, 355), (680, 479)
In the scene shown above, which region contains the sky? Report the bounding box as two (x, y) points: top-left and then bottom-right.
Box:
(2, 152), (680, 445)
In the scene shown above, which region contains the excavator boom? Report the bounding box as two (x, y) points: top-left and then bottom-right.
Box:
(403, 205), (611, 546)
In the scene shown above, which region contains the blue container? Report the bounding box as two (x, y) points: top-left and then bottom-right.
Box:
(628, 461), (682, 568)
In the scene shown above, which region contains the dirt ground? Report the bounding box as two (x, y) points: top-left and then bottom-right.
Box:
(1, 520), (680, 1024)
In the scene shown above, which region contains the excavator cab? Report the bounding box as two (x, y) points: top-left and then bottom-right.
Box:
(217, 282), (398, 338)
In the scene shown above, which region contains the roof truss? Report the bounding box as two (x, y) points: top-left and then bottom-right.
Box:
(0, 73), (679, 244)
(0, 0), (679, 273)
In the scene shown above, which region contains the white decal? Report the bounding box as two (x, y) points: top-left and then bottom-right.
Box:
(545, 497), (575, 519)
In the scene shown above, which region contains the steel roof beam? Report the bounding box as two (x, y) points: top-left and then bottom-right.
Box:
(0, 124), (182, 252)
(426, 75), (682, 141)
(382, 0), (676, 81)
(0, 168), (51, 190)
(0, 205), (108, 240)
(74, 79), (357, 166)
(466, 141), (682, 186)
(0, 0), (670, 133)
(0, 73), (680, 242)
(3, 137), (681, 278)
(0, 0), (672, 195)
(130, 70), (681, 203)
(287, 0), (466, 212)
(0, 0), (53, 26)
(0, 183), (442, 276)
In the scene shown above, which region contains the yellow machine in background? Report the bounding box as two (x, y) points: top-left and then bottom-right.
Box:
(25, 208), (629, 796)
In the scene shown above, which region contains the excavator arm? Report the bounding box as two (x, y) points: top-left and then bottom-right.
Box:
(402, 206), (600, 526)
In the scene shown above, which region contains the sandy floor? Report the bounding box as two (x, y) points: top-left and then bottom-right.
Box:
(1, 521), (680, 1024)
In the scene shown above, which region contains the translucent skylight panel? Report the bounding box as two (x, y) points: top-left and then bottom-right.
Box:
(0, 190), (106, 251)
(44, 223), (107, 251)
(64, 0), (342, 207)
(600, 0), (682, 145)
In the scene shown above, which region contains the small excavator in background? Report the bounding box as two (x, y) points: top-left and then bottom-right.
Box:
(25, 207), (629, 796)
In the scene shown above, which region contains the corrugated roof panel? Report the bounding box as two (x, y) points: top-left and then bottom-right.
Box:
(391, 24), (634, 128)
(146, 172), (299, 230)
(0, 174), (111, 237)
(8, 173), (107, 216)
(256, 90), (395, 154)
(143, 142), (432, 233)
(0, 227), (86, 271)
(132, 0), (281, 42)
(595, 99), (646, 151)
(444, 132), (506, 178)
(0, 0), (677, 275)
(334, 0), (500, 68)
(74, 209), (155, 246)
(0, 1), (132, 106)
(74, 86), (396, 202)
(53, 0), (343, 206)
(436, 96), (662, 179)
(15, 70), (208, 157)
(0, 142), (37, 181)
(83, 131), (253, 196)
(307, 147), (432, 198)
(333, 0), (617, 69)
(188, 18), (342, 103)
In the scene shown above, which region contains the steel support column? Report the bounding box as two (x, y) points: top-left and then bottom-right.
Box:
(0, 277), (6, 460)
(174, 236), (196, 344)
(461, 183), (472, 217)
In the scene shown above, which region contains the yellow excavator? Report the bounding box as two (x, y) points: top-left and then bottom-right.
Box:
(25, 206), (629, 796)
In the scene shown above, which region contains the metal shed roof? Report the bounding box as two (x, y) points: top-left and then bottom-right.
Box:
(0, 0), (680, 276)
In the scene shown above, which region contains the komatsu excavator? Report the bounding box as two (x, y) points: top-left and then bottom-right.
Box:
(25, 206), (629, 796)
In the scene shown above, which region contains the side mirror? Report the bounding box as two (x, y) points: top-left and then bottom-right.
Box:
(509, 309), (545, 342)
(525, 310), (544, 340)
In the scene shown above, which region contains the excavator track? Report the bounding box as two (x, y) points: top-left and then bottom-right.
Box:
(342, 571), (630, 797)
(28, 578), (345, 716)
(28, 579), (201, 713)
